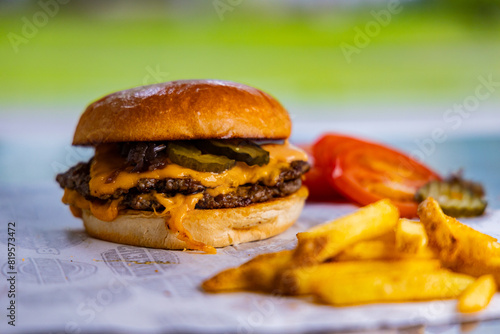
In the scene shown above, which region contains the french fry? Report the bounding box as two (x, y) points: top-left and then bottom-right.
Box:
(395, 218), (428, 254)
(453, 261), (500, 288)
(335, 240), (398, 261)
(418, 197), (500, 273)
(202, 250), (292, 292)
(374, 231), (397, 244)
(293, 199), (399, 266)
(458, 275), (497, 313)
(334, 239), (435, 261)
(277, 259), (441, 295)
(313, 269), (475, 306)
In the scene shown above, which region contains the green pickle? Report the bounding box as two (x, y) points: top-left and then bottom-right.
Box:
(196, 139), (270, 166)
(167, 142), (235, 173)
(415, 175), (487, 217)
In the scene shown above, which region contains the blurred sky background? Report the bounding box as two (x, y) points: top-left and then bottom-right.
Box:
(1, 0), (500, 184)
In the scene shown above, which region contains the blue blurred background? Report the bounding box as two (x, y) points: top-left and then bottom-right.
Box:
(1, 0), (499, 204)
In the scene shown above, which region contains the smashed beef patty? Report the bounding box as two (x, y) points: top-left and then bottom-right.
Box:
(56, 160), (309, 211)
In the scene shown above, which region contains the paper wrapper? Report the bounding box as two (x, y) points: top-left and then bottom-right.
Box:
(1, 184), (499, 333)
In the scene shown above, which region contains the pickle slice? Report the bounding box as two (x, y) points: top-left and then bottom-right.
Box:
(415, 175), (487, 217)
(196, 139), (270, 166)
(167, 142), (235, 173)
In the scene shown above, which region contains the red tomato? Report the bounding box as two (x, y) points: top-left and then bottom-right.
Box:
(312, 134), (376, 196)
(303, 166), (347, 202)
(311, 134), (441, 217)
(312, 134), (371, 170)
(330, 142), (441, 217)
(297, 142), (346, 202)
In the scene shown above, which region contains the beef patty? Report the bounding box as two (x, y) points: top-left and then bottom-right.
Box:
(56, 160), (310, 211)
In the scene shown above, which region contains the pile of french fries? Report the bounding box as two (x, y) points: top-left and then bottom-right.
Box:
(202, 198), (499, 313)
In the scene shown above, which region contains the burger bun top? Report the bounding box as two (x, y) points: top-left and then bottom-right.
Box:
(73, 80), (291, 146)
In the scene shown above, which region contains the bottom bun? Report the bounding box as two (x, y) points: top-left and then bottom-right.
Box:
(82, 187), (307, 250)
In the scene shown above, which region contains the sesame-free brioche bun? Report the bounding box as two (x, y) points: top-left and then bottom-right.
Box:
(82, 187), (307, 249)
(73, 79), (291, 146)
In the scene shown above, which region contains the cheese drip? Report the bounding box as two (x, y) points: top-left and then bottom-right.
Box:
(62, 189), (215, 253)
(62, 189), (121, 222)
(154, 193), (216, 254)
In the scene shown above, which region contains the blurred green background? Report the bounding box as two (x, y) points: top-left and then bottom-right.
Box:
(1, 0), (500, 117)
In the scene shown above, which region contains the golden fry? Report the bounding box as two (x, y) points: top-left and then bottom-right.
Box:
(335, 239), (435, 261)
(418, 197), (500, 273)
(294, 199), (399, 266)
(395, 218), (428, 254)
(458, 275), (497, 313)
(202, 250), (292, 292)
(335, 240), (397, 261)
(374, 231), (397, 244)
(453, 261), (500, 288)
(313, 269), (474, 306)
(277, 259), (441, 295)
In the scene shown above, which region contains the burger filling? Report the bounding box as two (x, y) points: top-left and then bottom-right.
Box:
(56, 140), (309, 253)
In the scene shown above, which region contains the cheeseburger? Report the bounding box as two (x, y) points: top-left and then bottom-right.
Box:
(56, 80), (309, 253)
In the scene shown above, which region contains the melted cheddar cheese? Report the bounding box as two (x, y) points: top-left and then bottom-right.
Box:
(154, 193), (216, 254)
(89, 143), (307, 197)
(62, 188), (121, 222)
